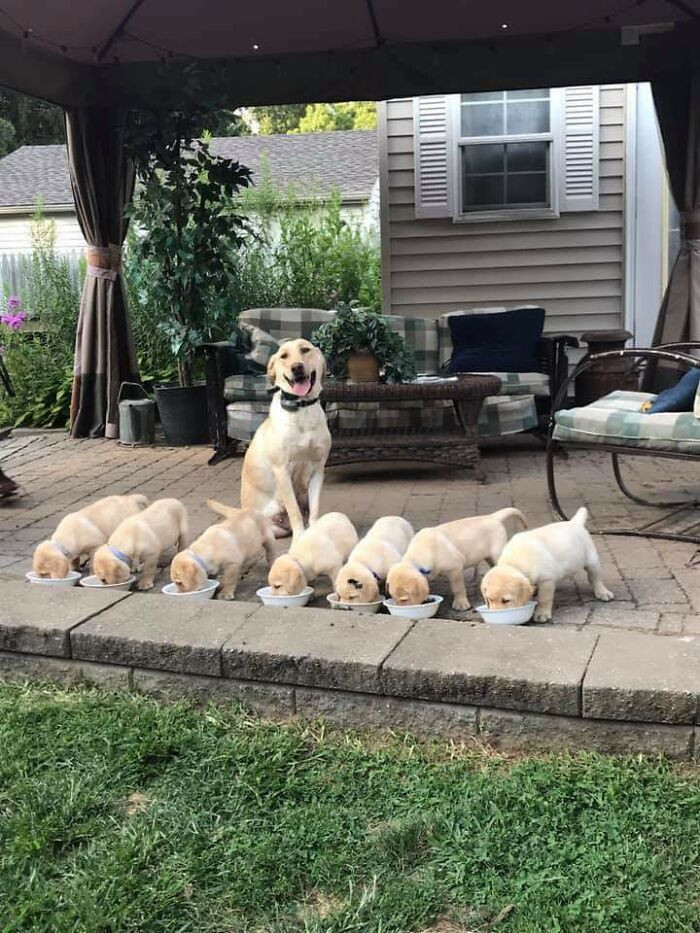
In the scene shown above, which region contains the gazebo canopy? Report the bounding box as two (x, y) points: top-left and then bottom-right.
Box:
(0, 0), (697, 108)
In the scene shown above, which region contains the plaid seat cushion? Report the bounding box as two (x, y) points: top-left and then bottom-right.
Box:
(553, 390), (700, 453)
(226, 393), (538, 442)
(382, 314), (440, 374)
(224, 373), (269, 402)
(239, 308), (336, 343)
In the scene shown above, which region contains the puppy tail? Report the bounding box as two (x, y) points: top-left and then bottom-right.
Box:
(493, 507), (528, 536)
(130, 494), (149, 511)
(571, 506), (589, 526)
(207, 498), (240, 520)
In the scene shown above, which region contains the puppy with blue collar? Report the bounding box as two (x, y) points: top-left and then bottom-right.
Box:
(170, 499), (276, 599)
(268, 512), (358, 596)
(386, 508), (527, 611)
(93, 498), (188, 589)
(335, 516), (414, 603)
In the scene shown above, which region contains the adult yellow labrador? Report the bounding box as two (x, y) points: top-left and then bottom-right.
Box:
(241, 338), (330, 539)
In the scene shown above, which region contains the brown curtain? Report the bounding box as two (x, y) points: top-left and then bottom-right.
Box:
(650, 68), (700, 348)
(65, 107), (140, 439)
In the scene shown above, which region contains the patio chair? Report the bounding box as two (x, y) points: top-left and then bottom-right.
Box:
(546, 344), (700, 543)
(201, 306), (578, 465)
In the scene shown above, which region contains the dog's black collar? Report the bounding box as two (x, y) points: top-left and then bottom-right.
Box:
(270, 386), (321, 412)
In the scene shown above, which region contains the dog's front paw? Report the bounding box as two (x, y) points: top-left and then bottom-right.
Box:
(595, 586), (614, 602)
(218, 590), (236, 601)
(452, 596), (471, 611)
(533, 608), (552, 623)
(136, 578), (154, 591)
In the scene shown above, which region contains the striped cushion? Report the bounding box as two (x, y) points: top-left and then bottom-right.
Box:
(553, 390), (700, 453)
(240, 323), (279, 369)
(225, 393), (538, 442)
(224, 373), (269, 402)
(382, 314), (440, 374)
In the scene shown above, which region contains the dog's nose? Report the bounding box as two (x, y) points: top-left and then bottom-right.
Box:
(291, 363), (305, 377)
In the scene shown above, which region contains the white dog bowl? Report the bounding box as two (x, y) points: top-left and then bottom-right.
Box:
(161, 579), (219, 600)
(327, 593), (383, 614)
(475, 601), (537, 625)
(80, 574), (136, 591)
(383, 594), (443, 620)
(257, 585), (314, 608)
(26, 570), (81, 587)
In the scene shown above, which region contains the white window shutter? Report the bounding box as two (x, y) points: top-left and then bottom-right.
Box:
(558, 85), (600, 212)
(413, 95), (454, 218)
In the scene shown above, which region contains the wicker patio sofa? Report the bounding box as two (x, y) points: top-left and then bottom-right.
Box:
(546, 344), (700, 543)
(202, 306), (577, 466)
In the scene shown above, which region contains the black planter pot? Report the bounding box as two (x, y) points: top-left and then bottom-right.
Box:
(154, 383), (210, 446)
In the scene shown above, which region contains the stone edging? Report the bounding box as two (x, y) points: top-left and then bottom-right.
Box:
(1, 577), (699, 759)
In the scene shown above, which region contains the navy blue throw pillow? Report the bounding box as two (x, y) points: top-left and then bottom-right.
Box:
(447, 307), (545, 374)
(647, 367), (700, 413)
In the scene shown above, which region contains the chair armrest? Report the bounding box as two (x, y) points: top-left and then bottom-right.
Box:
(198, 341), (249, 454)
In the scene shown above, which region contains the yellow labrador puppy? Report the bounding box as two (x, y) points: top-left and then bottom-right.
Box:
(335, 516), (414, 603)
(93, 498), (188, 590)
(386, 508), (527, 611)
(481, 507), (613, 622)
(32, 494), (149, 578)
(170, 499), (276, 600)
(268, 512), (358, 596)
(241, 338), (330, 539)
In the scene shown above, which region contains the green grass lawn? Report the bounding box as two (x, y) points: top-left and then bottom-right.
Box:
(1, 683), (699, 932)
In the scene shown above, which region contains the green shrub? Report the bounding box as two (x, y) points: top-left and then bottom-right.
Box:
(0, 214), (80, 428)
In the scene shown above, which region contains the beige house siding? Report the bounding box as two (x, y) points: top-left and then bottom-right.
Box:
(380, 86), (626, 337)
(0, 211), (85, 255)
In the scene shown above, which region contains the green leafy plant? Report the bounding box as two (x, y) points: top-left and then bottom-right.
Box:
(126, 83), (253, 387)
(0, 211), (80, 428)
(312, 304), (415, 383)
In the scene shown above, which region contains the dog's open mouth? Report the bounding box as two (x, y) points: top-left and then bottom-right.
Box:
(285, 370), (316, 397)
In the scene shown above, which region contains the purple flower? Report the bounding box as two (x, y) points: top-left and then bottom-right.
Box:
(0, 310), (26, 331)
(6, 295), (21, 310)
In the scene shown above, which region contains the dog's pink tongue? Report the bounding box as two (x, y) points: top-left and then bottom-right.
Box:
(290, 378), (311, 397)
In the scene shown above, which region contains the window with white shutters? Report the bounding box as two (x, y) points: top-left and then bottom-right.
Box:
(412, 86), (600, 221)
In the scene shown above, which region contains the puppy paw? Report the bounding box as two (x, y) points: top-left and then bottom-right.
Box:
(595, 586), (614, 602)
(452, 596), (472, 611)
(533, 608), (552, 623)
(136, 579), (154, 591)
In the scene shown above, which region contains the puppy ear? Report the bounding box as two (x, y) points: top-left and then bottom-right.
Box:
(266, 351), (279, 386)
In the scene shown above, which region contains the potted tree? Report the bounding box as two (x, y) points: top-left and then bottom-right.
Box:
(312, 304), (416, 383)
(127, 102), (251, 445)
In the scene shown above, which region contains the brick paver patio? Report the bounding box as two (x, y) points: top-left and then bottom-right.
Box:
(1, 432), (699, 634)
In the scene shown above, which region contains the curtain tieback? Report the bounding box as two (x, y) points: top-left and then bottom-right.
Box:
(680, 210), (700, 242)
(86, 245), (121, 282)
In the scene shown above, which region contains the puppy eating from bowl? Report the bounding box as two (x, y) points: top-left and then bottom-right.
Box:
(386, 508), (526, 611)
(170, 500), (276, 600)
(267, 512), (358, 596)
(92, 498), (188, 590)
(335, 516), (414, 604)
(32, 494), (149, 579)
(480, 507), (613, 622)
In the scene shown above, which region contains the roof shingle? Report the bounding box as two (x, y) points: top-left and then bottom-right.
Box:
(0, 129), (378, 210)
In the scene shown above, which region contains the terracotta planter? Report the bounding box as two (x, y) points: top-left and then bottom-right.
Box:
(347, 351), (380, 383)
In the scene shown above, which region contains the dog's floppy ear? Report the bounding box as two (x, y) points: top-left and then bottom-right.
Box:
(316, 348), (327, 386)
(266, 350), (279, 386)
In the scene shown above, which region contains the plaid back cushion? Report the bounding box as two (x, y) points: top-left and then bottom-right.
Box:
(382, 315), (439, 374)
(240, 324), (279, 369)
(240, 308), (336, 342)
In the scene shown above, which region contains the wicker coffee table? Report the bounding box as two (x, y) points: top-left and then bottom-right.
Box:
(322, 374), (500, 481)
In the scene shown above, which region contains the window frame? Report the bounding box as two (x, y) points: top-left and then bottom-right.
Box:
(451, 89), (562, 223)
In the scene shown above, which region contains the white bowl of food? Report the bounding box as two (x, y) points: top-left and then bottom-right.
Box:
(256, 585), (314, 608)
(161, 579), (219, 600)
(475, 601), (537, 625)
(327, 592), (383, 614)
(383, 594), (443, 620)
(79, 574), (136, 591)
(26, 570), (82, 587)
